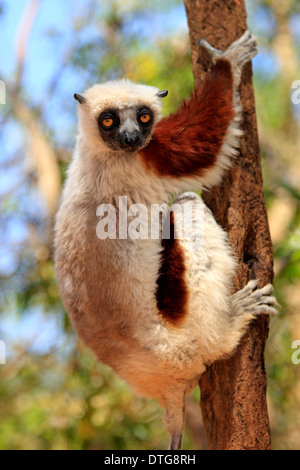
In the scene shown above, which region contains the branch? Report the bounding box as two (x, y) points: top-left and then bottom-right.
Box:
(15, 0), (41, 88)
(45, 0), (98, 99)
(8, 0), (61, 220)
(184, 0), (273, 450)
(9, 86), (61, 218)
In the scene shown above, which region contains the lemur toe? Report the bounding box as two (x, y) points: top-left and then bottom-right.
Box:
(254, 305), (278, 317)
(233, 279), (279, 317)
(258, 295), (278, 307)
(250, 287), (279, 316)
(252, 283), (274, 298)
(244, 279), (260, 292)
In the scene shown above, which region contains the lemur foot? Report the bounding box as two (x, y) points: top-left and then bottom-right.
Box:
(232, 280), (278, 317)
(198, 29), (258, 86)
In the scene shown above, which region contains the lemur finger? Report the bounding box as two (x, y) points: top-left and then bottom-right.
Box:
(198, 39), (222, 62)
(240, 29), (252, 41)
(237, 46), (258, 64)
(224, 31), (258, 66)
(230, 29), (257, 53)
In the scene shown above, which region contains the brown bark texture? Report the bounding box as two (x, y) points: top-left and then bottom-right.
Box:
(184, 0), (274, 450)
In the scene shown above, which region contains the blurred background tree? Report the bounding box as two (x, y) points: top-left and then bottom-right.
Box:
(0, 0), (299, 450)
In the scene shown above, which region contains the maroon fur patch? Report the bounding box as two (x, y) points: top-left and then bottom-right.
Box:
(139, 59), (234, 178)
(156, 212), (188, 325)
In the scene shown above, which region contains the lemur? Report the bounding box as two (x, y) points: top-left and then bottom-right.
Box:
(54, 31), (277, 450)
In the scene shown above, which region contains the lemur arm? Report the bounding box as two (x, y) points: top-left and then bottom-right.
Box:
(139, 58), (238, 188)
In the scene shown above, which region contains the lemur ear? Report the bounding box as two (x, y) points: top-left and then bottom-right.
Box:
(157, 90), (168, 99)
(74, 93), (87, 105)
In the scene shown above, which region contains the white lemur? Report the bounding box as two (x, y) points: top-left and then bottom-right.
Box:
(54, 31), (277, 450)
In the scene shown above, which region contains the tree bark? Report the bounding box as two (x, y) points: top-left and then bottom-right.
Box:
(184, 0), (274, 450)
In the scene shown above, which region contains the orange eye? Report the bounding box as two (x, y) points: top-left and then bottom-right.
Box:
(102, 118), (114, 128)
(140, 114), (151, 124)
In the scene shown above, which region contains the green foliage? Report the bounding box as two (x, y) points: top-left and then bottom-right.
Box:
(0, 347), (196, 450)
(255, 76), (292, 130)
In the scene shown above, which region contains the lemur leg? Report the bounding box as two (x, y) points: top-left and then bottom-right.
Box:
(161, 390), (186, 451)
(199, 29), (258, 87)
(230, 280), (278, 335)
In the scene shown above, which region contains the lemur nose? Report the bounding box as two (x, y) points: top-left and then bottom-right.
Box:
(123, 132), (141, 148)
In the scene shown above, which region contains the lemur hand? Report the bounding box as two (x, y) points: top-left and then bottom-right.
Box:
(199, 29), (258, 87)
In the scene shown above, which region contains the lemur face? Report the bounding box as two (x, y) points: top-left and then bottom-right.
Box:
(98, 106), (154, 153)
(74, 80), (167, 155)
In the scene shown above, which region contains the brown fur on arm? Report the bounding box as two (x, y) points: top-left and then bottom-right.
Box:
(139, 59), (235, 178)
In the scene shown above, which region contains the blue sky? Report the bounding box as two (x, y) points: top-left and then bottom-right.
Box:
(0, 1), (189, 98)
(2, 1), (80, 85)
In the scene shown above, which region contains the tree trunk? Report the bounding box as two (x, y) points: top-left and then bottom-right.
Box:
(184, 0), (274, 450)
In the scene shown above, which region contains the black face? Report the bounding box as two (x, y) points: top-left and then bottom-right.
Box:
(97, 106), (154, 153)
